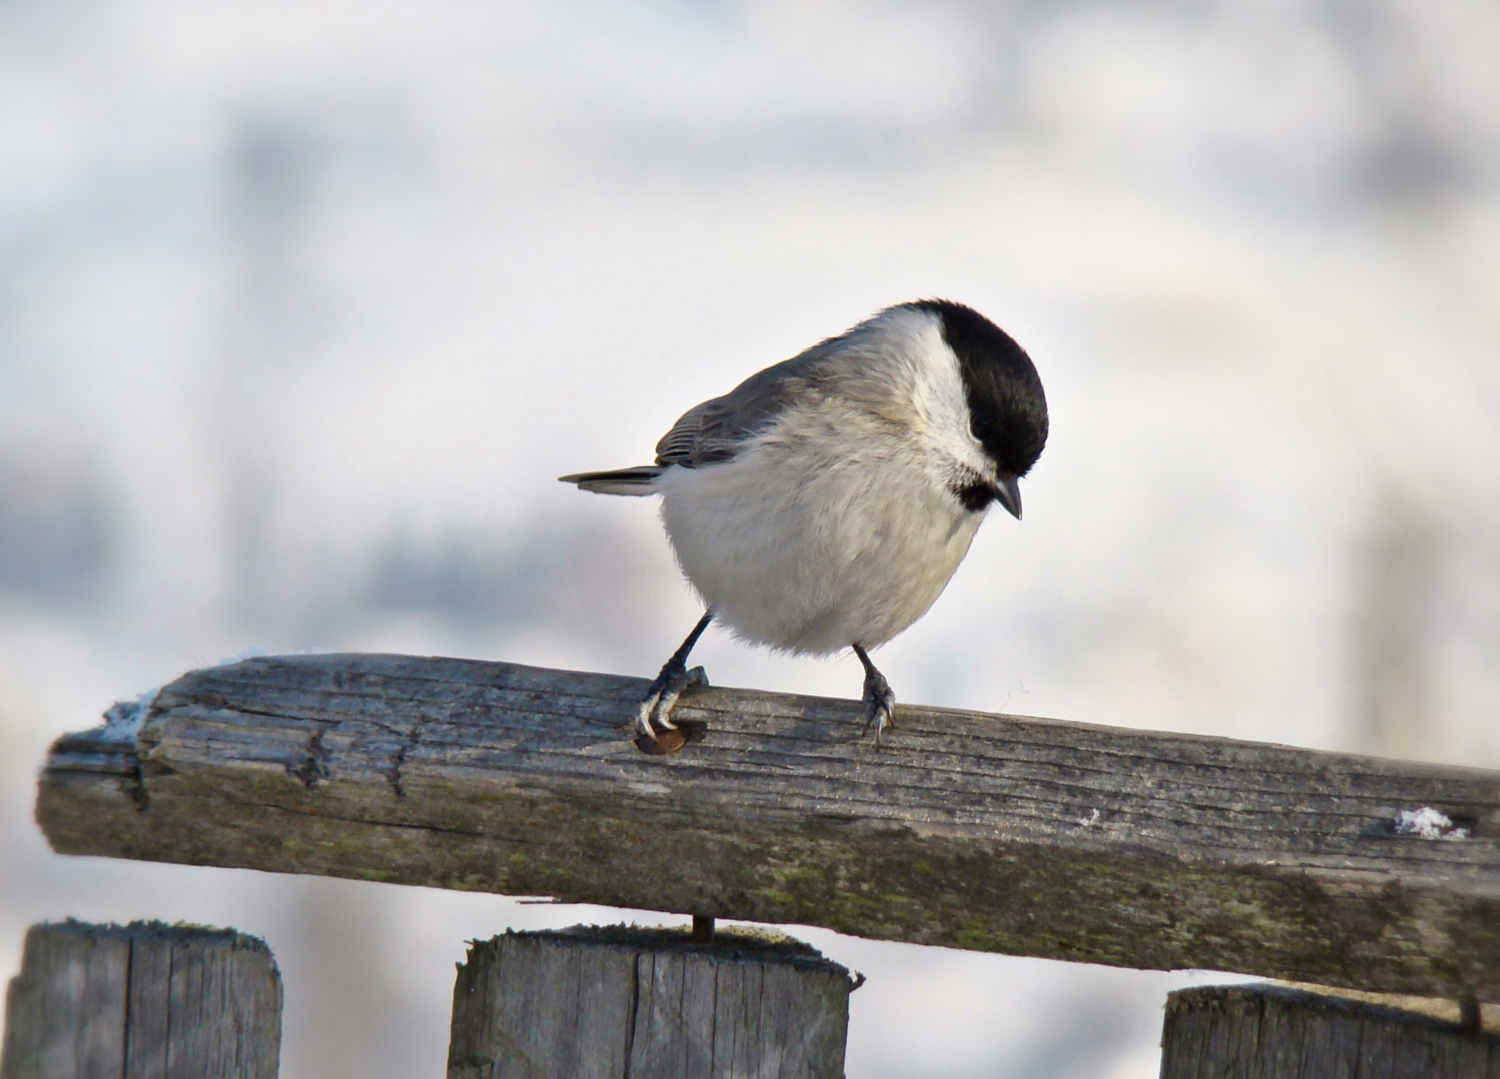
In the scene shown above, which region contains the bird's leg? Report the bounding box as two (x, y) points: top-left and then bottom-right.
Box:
(636, 610), (714, 741)
(853, 643), (896, 747)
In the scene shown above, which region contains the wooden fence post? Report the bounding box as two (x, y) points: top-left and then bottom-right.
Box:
(1160, 985), (1500, 1078)
(1, 920), (282, 1079)
(448, 925), (854, 1079)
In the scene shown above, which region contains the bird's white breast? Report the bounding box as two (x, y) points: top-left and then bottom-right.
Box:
(656, 307), (994, 655)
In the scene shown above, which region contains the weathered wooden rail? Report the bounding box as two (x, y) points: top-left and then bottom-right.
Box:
(33, 652), (1500, 1002)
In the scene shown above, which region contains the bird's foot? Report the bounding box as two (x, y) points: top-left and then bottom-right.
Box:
(634, 660), (709, 754)
(860, 665), (896, 748)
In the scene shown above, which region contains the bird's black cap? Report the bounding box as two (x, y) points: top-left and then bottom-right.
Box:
(913, 299), (1048, 480)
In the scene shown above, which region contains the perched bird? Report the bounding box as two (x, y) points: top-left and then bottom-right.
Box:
(560, 299), (1048, 748)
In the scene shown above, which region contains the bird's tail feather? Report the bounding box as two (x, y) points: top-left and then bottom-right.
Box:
(558, 466), (663, 496)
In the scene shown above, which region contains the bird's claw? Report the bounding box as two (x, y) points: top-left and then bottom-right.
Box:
(636, 663), (709, 742)
(861, 668), (896, 747)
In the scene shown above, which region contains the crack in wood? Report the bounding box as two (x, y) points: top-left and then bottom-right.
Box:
(288, 726), (332, 788)
(125, 754), (150, 811)
(233, 798), (541, 844)
(388, 724), (422, 800)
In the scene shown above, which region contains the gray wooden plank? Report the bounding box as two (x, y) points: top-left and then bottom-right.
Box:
(33, 652), (1500, 999)
(0, 921), (282, 1079)
(0, 923), (129, 1079)
(1160, 985), (1500, 1078)
(447, 927), (851, 1079)
(448, 932), (638, 1079)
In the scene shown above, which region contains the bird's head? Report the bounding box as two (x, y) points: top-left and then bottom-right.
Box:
(913, 298), (1048, 520)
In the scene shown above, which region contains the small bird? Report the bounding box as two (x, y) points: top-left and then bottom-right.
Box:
(560, 299), (1047, 748)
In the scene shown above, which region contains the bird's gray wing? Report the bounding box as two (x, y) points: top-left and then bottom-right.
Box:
(654, 348), (832, 468)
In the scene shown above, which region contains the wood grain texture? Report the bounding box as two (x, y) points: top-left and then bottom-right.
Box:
(33, 653), (1500, 998)
(447, 927), (851, 1079)
(0, 920), (281, 1079)
(1160, 985), (1500, 1078)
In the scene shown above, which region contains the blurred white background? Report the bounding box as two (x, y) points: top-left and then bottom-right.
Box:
(3, 0), (1499, 1075)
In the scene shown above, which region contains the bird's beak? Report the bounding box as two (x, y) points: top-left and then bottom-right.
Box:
(993, 475), (1022, 520)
